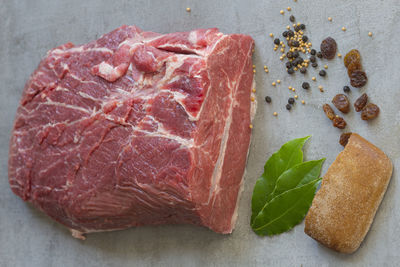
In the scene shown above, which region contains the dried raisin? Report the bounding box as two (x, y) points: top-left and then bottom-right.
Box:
(350, 70), (368, 88)
(361, 103), (380, 120)
(332, 94), (350, 113)
(344, 49), (361, 68)
(333, 116), (347, 129)
(347, 61), (363, 77)
(354, 93), (368, 112)
(320, 37), (337, 59)
(323, 104), (335, 120)
(339, 132), (352, 147)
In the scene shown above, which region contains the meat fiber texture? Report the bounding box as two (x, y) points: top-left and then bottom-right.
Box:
(8, 25), (255, 238)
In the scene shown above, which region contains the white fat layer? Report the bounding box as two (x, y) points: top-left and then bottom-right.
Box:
(230, 76), (256, 230)
(97, 62), (114, 76)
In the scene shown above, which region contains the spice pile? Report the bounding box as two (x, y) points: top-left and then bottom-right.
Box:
(265, 13), (340, 111)
(261, 6), (380, 137)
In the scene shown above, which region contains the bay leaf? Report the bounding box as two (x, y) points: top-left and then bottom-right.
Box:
(250, 136), (310, 223)
(251, 178), (321, 236)
(267, 158), (325, 202)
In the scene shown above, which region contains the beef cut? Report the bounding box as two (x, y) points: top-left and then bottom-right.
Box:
(8, 25), (255, 238)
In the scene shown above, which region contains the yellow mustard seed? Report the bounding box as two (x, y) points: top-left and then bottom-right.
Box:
(273, 112), (278, 116)
(328, 17), (332, 21)
(253, 69), (256, 73)
(274, 47), (278, 51)
(294, 67), (298, 71)
(338, 53), (342, 57)
(301, 100), (305, 104)
(287, 7), (292, 11)
(277, 80), (281, 84)
(252, 64), (256, 68)
(312, 77), (316, 81)
(251, 96), (255, 102)
(368, 32), (373, 37)
(281, 48), (285, 53)
(342, 27), (346, 31)
(272, 82), (276, 86)
(186, 7), (191, 12)
(249, 124), (253, 129)
(252, 88), (256, 93)
(286, 25), (291, 30)
(264, 65), (267, 69)
(324, 65), (328, 69)
(288, 86), (292, 90)
(269, 33), (274, 37)
(265, 69), (269, 73)
(292, 88), (296, 92)
(294, 95), (298, 99)
(280, 10), (284, 15)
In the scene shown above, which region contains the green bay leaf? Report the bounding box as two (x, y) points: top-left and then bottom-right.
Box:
(267, 158), (325, 202)
(251, 178), (321, 236)
(250, 136), (310, 223)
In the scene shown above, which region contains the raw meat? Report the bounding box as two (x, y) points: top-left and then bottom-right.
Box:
(8, 25), (255, 238)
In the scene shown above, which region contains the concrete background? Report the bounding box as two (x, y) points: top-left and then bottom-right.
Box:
(0, 0), (399, 266)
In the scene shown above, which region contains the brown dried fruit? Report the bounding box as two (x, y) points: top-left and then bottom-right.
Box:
(354, 93), (368, 112)
(333, 116), (347, 129)
(320, 37), (337, 59)
(347, 61), (363, 76)
(339, 132), (352, 147)
(344, 49), (361, 68)
(350, 70), (368, 88)
(323, 104), (335, 120)
(361, 103), (380, 120)
(332, 94), (350, 113)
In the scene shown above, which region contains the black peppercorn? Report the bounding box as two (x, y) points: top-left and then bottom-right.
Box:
(300, 67), (307, 74)
(300, 24), (306, 30)
(289, 15), (295, 22)
(294, 25), (300, 32)
(292, 41), (300, 47)
(286, 62), (292, 69)
(302, 82), (310, 89)
(311, 62), (318, 68)
(287, 68), (294, 74)
(282, 31), (288, 37)
(317, 51), (323, 58)
(286, 104), (292, 110)
(293, 51), (299, 58)
(288, 30), (294, 37)
(287, 51), (293, 58)
(310, 55), (316, 63)
(302, 35), (308, 42)
(265, 96), (272, 103)
(288, 97), (295, 104)
(310, 49), (316, 55)
(319, 70), (327, 77)
(343, 86), (351, 93)
(274, 38), (280, 45)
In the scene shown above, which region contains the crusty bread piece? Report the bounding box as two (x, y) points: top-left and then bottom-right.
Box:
(304, 133), (393, 253)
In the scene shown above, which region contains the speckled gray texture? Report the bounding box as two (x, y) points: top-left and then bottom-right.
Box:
(0, 0), (399, 266)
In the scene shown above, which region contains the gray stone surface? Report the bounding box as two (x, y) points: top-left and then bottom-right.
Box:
(0, 0), (399, 266)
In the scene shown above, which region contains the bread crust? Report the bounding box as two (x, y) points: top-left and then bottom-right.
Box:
(304, 133), (393, 253)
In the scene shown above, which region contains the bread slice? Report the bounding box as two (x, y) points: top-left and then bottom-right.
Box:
(304, 133), (393, 253)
